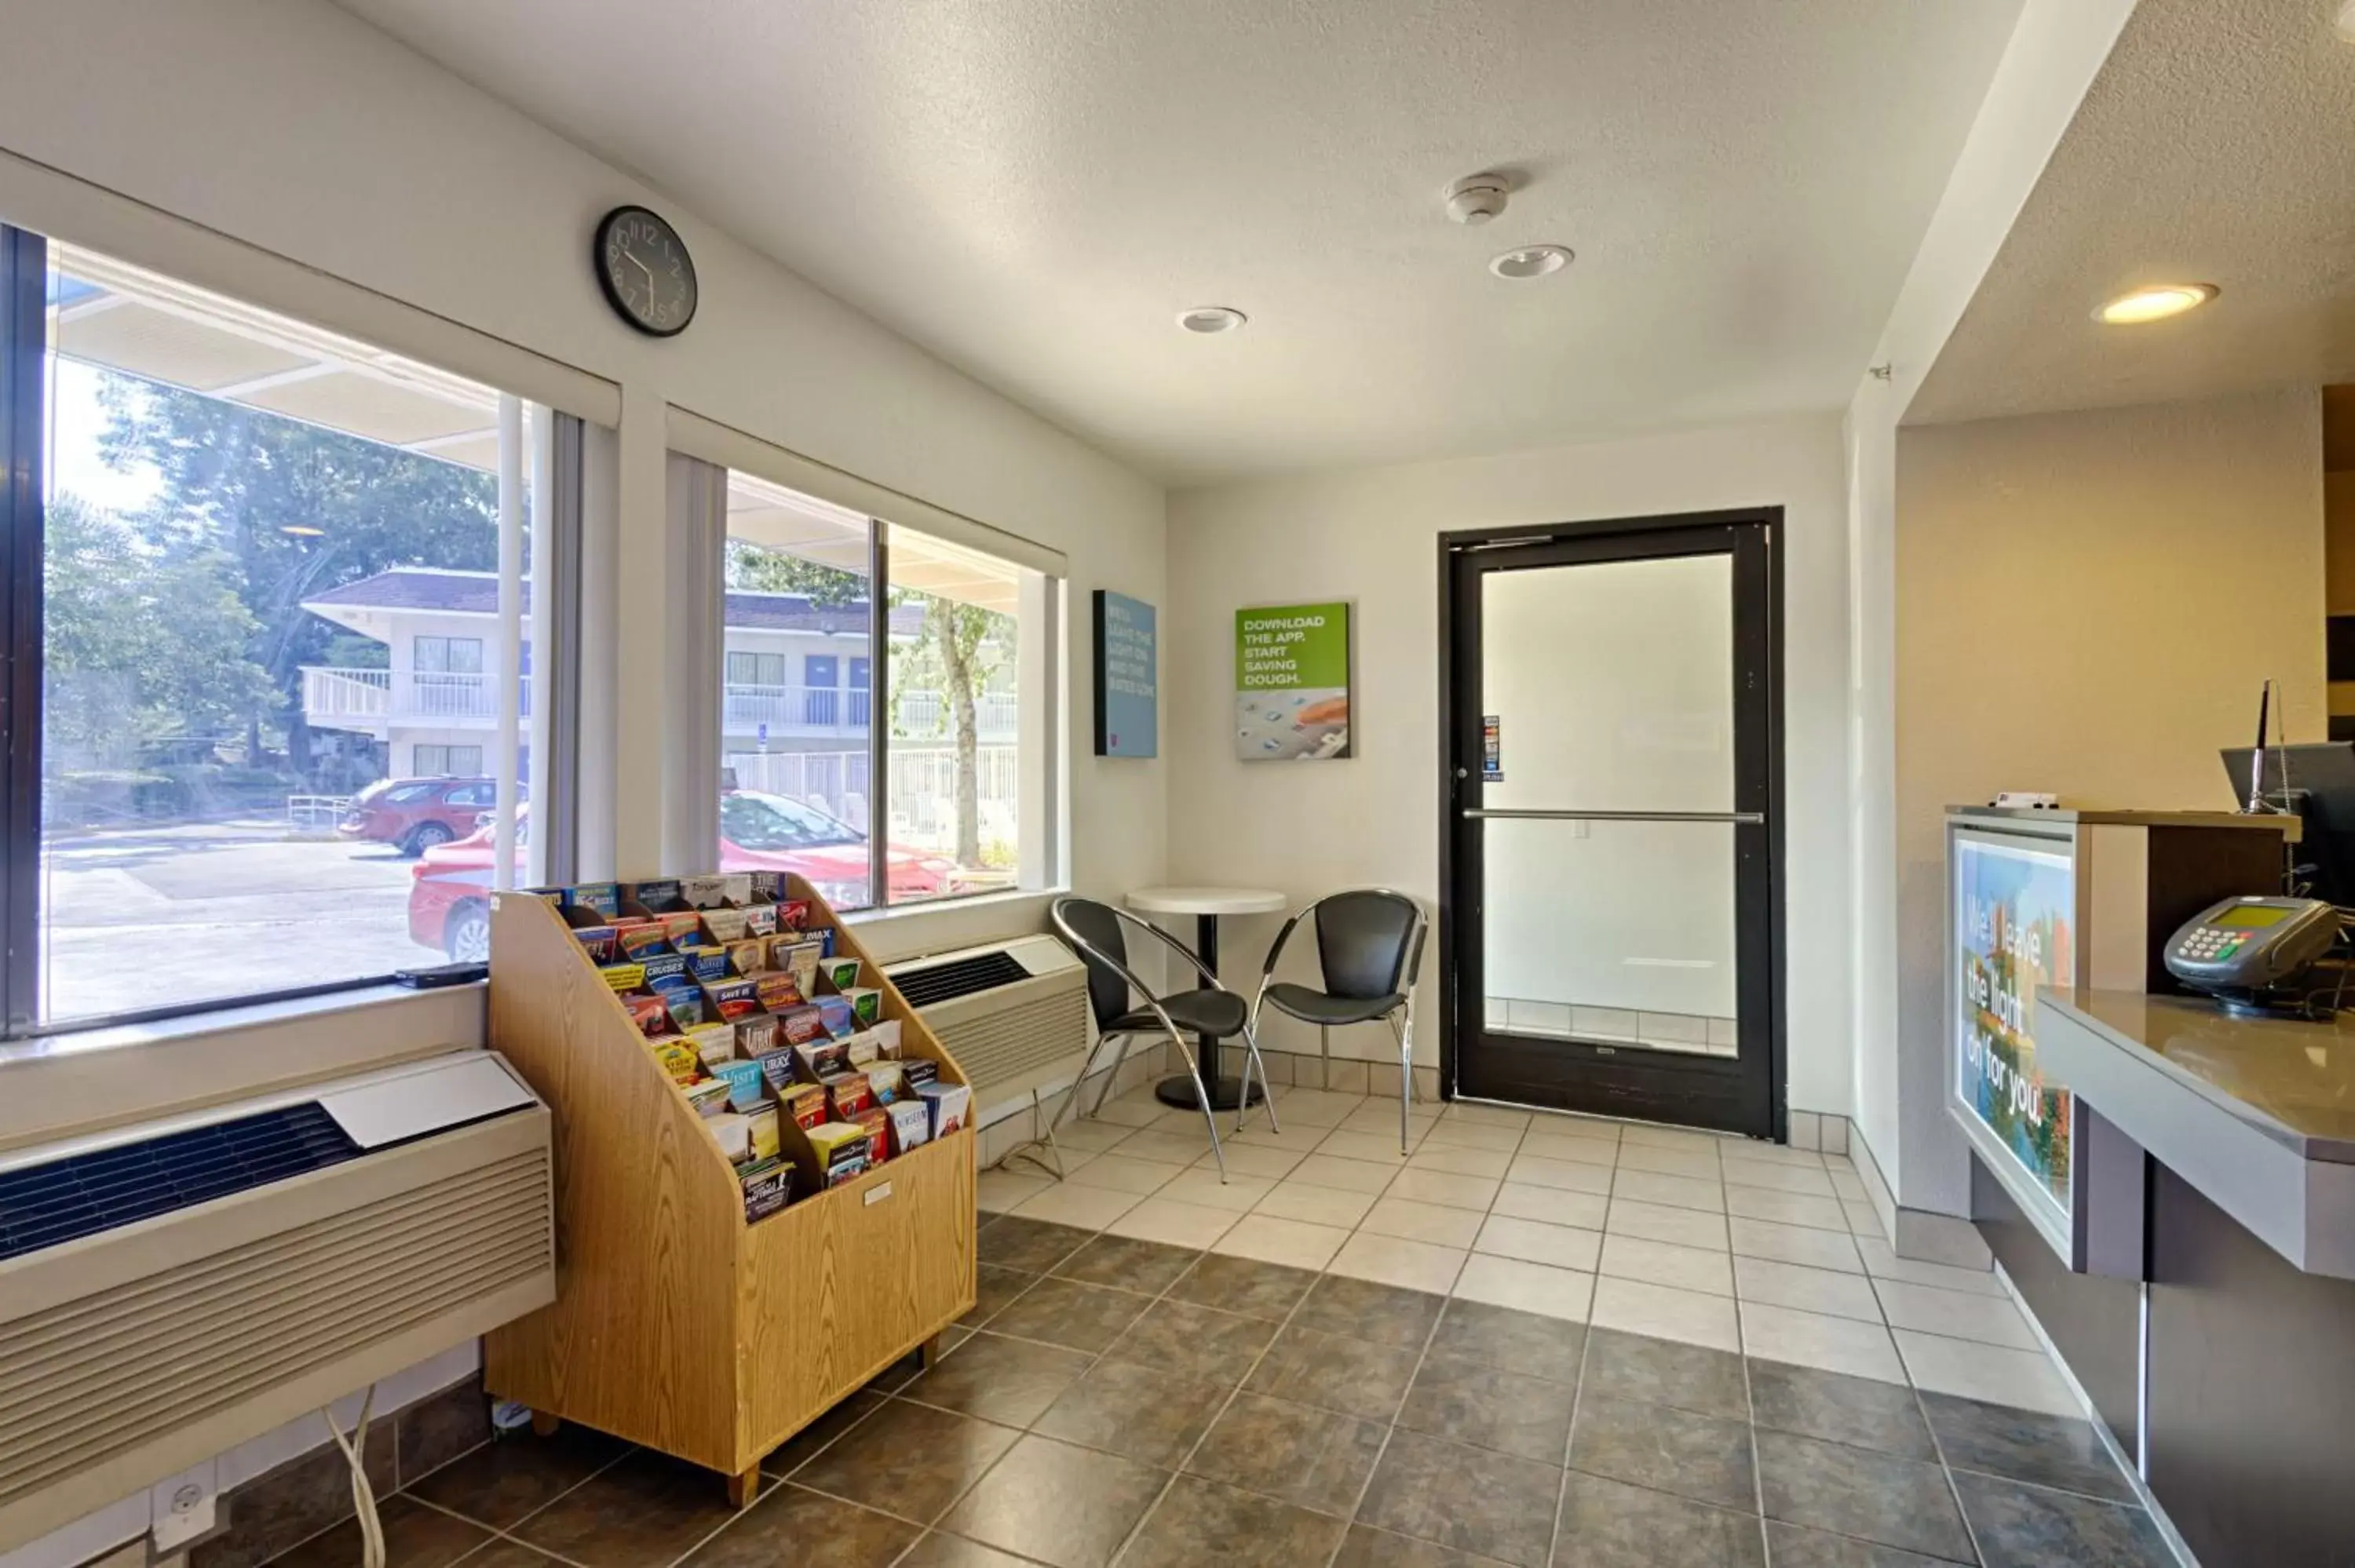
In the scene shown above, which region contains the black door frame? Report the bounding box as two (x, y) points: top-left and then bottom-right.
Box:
(1435, 506), (1787, 1141)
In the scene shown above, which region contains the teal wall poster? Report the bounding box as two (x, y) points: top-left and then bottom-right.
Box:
(1236, 602), (1352, 761)
(1952, 834), (2076, 1232)
(1092, 589), (1157, 757)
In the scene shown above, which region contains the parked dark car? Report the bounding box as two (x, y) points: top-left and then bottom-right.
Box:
(338, 777), (498, 856)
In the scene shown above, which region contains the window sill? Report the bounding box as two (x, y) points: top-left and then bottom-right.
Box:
(842, 886), (1068, 961)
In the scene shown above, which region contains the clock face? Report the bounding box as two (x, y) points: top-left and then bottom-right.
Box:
(594, 206), (697, 337)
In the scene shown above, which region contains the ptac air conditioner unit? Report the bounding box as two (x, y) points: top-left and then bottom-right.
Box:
(0, 1050), (553, 1553)
(885, 935), (1090, 1106)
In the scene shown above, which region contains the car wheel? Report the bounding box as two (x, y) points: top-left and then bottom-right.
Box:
(407, 822), (453, 857)
(444, 902), (491, 965)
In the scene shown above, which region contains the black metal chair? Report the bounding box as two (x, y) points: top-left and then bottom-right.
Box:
(1048, 896), (1269, 1180)
(1252, 889), (1428, 1153)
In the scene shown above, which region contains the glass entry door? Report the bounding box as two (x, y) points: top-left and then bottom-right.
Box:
(1446, 517), (1779, 1138)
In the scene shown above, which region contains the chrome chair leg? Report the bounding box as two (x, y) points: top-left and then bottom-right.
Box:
(1236, 1019), (1280, 1136)
(1388, 1012), (1414, 1154)
(1090, 1030), (1136, 1118)
(1166, 1026), (1228, 1181)
(1320, 1023), (1331, 1091)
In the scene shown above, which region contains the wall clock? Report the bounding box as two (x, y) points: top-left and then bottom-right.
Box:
(593, 206), (696, 337)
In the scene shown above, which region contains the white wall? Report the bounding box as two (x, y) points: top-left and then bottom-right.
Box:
(1165, 415), (1854, 1115)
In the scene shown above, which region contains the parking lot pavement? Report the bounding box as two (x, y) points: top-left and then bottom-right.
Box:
(41, 819), (446, 1019)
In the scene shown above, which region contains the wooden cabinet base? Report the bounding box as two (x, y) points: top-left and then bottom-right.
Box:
(726, 1466), (761, 1510)
(529, 1410), (560, 1439)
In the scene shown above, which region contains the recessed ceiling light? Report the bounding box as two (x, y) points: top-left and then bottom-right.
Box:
(280, 524), (327, 538)
(1177, 306), (1247, 334)
(2094, 283), (2218, 325)
(1489, 245), (1573, 281)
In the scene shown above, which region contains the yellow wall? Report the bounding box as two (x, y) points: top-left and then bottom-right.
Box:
(1891, 386), (2326, 1201)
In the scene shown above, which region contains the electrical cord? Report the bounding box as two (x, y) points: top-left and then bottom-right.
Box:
(320, 1386), (384, 1568)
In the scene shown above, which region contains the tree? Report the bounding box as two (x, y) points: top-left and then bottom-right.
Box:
(890, 591), (1010, 869)
(724, 539), (865, 605)
(98, 372), (499, 773)
(43, 493), (276, 768)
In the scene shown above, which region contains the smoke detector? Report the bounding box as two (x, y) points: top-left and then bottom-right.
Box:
(1444, 172), (1511, 226)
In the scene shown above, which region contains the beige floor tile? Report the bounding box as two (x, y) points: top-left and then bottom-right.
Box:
(1873, 1279), (2039, 1349)
(1473, 1212), (1602, 1272)
(1827, 1170), (1868, 1204)
(1191, 1142), (1306, 1180)
(1514, 1130), (1618, 1168)
(1224, 1123), (1296, 1150)
(1440, 1103), (1534, 1129)
(1272, 1090), (1364, 1126)
(1052, 1120), (1144, 1153)
(1597, 1233), (1733, 1296)
(1115, 1129), (1219, 1165)
(1842, 1200), (1887, 1239)
(1328, 1232), (1468, 1294)
(1254, 1180), (1379, 1229)
(1720, 1161), (1836, 1198)
(1506, 1154), (1616, 1195)
(1854, 1238), (2006, 1296)
(1604, 1198), (1729, 1253)
(1064, 1154), (1186, 1195)
(1617, 1125), (1731, 1154)
(1317, 1129), (1421, 1164)
(1384, 1167), (1500, 1212)
(1608, 1169), (1726, 1214)
(1089, 1098), (1165, 1129)
(1613, 1143), (1722, 1181)
(1732, 1256), (1883, 1322)
(1339, 1101), (1440, 1137)
(1417, 1118), (1526, 1153)
(1740, 1303), (1905, 1384)
(1104, 1196), (1240, 1249)
(1362, 1196), (1487, 1248)
(1718, 1141), (1827, 1172)
(1451, 1253), (1595, 1323)
(1009, 1181), (1143, 1230)
(1723, 1186), (1848, 1232)
(1287, 1154), (1401, 1195)
(977, 1170), (1053, 1212)
(1588, 1275), (1740, 1353)
(1729, 1219), (1864, 1275)
(1490, 1183), (1610, 1232)
(1213, 1212), (1349, 1270)
(1893, 1330), (2078, 1417)
(1407, 1143), (1513, 1180)
(1157, 1168), (1275, 1212)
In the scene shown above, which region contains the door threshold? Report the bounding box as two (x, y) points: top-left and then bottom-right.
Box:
(1451, 1092), (1765, 1143)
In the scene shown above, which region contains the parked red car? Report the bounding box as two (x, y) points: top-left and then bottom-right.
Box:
(407, 790), (959, 961)
(339, 777), (498, 857)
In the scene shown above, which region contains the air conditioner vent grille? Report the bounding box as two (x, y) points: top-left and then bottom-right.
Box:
(934, 986), (1090, 1097)
(0, 1104), (360, 1263)
(895, 950), (1030, 1009)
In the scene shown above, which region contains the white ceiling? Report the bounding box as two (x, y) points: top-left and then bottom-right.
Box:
(337, 0), (2025, 484)
(1910, 0), (2355, 427)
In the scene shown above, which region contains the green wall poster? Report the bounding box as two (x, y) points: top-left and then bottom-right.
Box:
(1236, 602), (1353, 760)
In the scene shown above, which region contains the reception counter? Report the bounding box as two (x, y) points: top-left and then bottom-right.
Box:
(1975, 989), (2355, 1566)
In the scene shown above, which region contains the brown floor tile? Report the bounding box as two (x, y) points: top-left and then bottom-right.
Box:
(894, 1535), (1038, 1568)
(1051, 1234), (1202, 1294)
(1397, 1351), (1577, 1464)
(398, 1379), (493, 1489)
(404, 1426), (630, 1533)
(1331, 1523), (1517, 1568)
(1245, 1323), (1422, 1423)
(1579, 1329), (1747, 1422)
(867, 1347), (930, 1393)
(507, 1449), (743, 1568)
(1101, 1297), (1278, 1384)
(1950, 1471), (2173, 1568)
(1165, 1253), (1322, 1321)
(1759, 1521), (1966, 1566)
(1568, 1395), (1756, 1514)
(937, 1434), (1169, 1568)
(1755, 1430), (1973, 1564)
(1358, 1429), (1563, 1568)
(448, 1542), (566, 1568)
(1186, 1391), (1387, 1516)
(195, 1429), (397, 1568)
(977, 1216), (1095, 1273)
(1554, 1471), (1763, 1567)
(790, 1398), (1020, 1524)
(1034, 1357), (1232, 1468)
(900, 1330), (1094, 1427)
(1120, 1474), (1350, 1568)
(1747, 1362), (1936, 1463)
(962, 1265), (1039, 1329)
(983, 1277), (1152, 1354)
(1291, 1274), (1447, 1349)
(1429, 1300), (1586, 1386)
(1919, 1391), (2135, 1502)
(272, 1496), (490, 1568)
(676, 1483), (920, 1568)
(764, 1391), (886, 1479)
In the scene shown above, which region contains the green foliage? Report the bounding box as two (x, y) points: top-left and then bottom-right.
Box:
(889, 590), (1012, 867)
(725, 538), (865, 604)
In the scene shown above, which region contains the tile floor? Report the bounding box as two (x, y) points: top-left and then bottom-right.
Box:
(351, 1088), (2177, 1568)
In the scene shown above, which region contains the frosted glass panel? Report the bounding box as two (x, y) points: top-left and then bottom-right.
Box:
(1481, 555), (1732, 814)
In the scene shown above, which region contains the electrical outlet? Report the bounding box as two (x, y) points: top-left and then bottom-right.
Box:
(149, 1461), (217, 1552)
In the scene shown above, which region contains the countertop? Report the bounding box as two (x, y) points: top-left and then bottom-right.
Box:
(1948, 805), (2293, 831)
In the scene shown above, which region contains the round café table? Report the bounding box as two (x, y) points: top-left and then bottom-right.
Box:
(1127, 885), (1290, 1111)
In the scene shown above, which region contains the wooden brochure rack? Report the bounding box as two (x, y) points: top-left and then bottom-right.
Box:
(481, 877), (977, 1504)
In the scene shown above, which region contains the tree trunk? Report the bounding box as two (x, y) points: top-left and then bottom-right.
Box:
(940, 612), (981, 869)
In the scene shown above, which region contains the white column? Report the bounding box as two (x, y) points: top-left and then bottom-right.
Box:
(493, 394), (523, 892)
(662, 452), (725, 874)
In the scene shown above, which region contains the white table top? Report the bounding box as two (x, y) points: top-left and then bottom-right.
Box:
(1126, 885), (1289, 917)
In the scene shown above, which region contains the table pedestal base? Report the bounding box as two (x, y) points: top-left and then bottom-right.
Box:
(1155, 1074), (1266, 1113)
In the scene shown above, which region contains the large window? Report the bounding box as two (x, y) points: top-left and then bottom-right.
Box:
(715, 470), (1057, 911)
(7, 228), (572, 1027)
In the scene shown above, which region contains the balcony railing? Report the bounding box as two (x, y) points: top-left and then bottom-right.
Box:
(720, 685), (1017, 739)
(301, 667), (527, 727)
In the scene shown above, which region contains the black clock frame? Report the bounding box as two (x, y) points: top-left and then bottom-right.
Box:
(593, 205), (697, 338)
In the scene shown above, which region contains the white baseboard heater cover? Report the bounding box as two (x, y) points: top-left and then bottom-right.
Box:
(886, 935), (1090, 1105)
(0, 1050), (554, 1552)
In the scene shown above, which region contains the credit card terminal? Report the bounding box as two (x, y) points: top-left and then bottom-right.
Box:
(2163, 896), (2341, 991)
